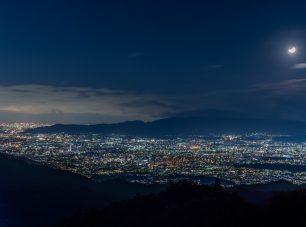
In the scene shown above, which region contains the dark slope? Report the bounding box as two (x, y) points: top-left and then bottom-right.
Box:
(25, 117), (306, 135)
(60, 181), (306, 227)
(0, 155), (164, 227)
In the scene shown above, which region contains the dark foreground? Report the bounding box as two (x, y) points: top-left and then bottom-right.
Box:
(60, 180), (306, 227)
(1, 154), (306, 227)
(0, 155), (164, 227)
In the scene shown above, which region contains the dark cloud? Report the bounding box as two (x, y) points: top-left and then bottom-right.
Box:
(194, 79), (306, 122)
(122, 100), (178, 109)
(93, 90), (128, 96)
(76, 91), (92, 99)
(10, 88), (36, 93)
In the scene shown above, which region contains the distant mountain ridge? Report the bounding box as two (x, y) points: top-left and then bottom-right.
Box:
(25, 116), (306, 135)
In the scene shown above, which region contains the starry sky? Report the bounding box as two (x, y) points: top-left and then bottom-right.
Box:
(1, 0), (306, 123)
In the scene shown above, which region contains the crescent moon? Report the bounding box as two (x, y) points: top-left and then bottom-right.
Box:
(288, 47), (297, 55)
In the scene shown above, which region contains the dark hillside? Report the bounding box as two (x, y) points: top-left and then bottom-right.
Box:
(0, 154), (164, 227)
(60, 180), (306, 227)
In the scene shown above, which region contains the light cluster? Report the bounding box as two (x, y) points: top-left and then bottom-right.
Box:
(0, 123), (306, 185)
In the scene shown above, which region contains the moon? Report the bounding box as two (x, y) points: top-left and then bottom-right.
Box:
(288, 46), (297, 55)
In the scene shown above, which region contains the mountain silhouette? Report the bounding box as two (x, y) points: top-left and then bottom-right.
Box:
(60, 180), (306, 227)
(26, 115), (306, 136)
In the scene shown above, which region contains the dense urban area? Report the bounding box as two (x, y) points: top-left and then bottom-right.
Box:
(1, 123), (306, 186)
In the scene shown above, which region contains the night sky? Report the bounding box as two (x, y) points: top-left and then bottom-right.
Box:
(1, 0), (306, 123)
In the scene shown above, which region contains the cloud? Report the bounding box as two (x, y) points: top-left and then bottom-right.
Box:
(0, 84), (194, 124)
(254, 79), (306, 94)
(292, 63), (306, 69)
(159, 78), (306, 122)
(3, 79), (306, 124)
(190, 79), (306, 121)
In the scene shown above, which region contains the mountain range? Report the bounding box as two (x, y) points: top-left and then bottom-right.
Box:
(25, 113), (306, 136)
